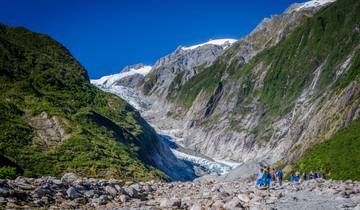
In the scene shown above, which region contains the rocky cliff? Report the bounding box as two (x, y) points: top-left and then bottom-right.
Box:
(142, 39), (237, 98)
(92, 0), (359, 180)
(162, 0), (360, 178)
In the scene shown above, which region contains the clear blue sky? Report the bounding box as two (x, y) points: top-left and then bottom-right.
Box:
(0, 0), (307, 79)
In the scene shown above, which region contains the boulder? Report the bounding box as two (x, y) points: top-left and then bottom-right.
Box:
(190, 203), (204, 210)
(160, 198), (181, 208)
(224, 197), (244, 210)
(84, 190), (95, 198)
(105, 186), (117, 196)
(118, 194), (130, 203)
(124, 186), (139, 198)
(237, 193), (251, 203)
(61, 173), (79, 184)
(66, 187), (81, 199)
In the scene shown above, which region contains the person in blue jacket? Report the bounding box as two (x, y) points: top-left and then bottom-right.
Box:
(256, 168), (264, 186)
(276, 168), (283, 186)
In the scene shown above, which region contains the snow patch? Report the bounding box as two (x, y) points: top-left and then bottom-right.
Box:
(181, 39), (237, 51)
(91, 65), (152, 88)
(294, 0), (336, 11)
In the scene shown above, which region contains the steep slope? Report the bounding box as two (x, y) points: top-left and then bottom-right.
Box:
(142, 39), (237, 98)
(89, 0), (358, 179)
(165, 0), (359, 179)
(135, 0), (338, 136)
(292, 117), (360, 180)
(0, 24), (194, 181)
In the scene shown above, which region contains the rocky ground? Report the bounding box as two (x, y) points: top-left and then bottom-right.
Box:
(0, 173), (359, 209)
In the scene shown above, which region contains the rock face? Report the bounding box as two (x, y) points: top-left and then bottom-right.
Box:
(1, 175), (359, 209)
(168, 0), (360, 168)
(92, 0), (359, 180)
(26, 112), (70, 147)
(142, 39), (237, 97)
(130, 0), (359, 173)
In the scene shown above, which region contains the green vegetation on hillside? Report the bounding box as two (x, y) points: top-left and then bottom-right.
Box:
(258, 0), (360, 115)
(0, 24), (167, 181)
(170, 0), (360, 115)
(175, 60), (228, 108)
(292, 118), (360, 180)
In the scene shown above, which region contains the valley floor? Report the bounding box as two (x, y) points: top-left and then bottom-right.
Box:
(1, 173), (359, 209)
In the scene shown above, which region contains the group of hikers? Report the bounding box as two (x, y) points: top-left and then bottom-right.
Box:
(256, 167), (283, 188)
(289, 171), (324, 183)
(256, 166), (324, 188)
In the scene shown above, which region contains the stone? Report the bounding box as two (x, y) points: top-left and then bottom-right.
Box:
(14, 180), (34, 190)
(143, 184), (155, 192)
(90, 195), (108, 206)
(181, 196), (192, 208)
(84, 190), (95, 198)
(190, 203), (203, 210)
(130, 183), (141, 192)
(0, 187), (10, 196)
(105, 186), (117, 196)
(51, 179), (62, 185)
(72, 197), (87, 205)
(220, 191), (231, 198)
(351, 194), (360, 204)
(61, 173), (78, 184)
(160, 198), (181, 208)
(66, 187), (81, 199)
(33, 199), (45, 207)
(237, 193), (251, 203)
(114, 184), (123, 192)
(211, 199), (225, 209)
(224, 197), (243, 210)
(124, 186), (138, 198)
(118, 194), (130, 203)
(32, 186), (49, 197)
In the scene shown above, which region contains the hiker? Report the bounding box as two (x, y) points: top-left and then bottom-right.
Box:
(308, 171), (314, 180)
(263, 167), (271, 188)
(276, 168), (283, 186)
(291, 172), (300, 183)
(302, 173), (307, 182)
(270, 168), (276, 185)
(256, 168), (264, 186)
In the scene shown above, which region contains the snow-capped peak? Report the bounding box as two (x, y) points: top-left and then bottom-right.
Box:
(181, 38), (237, 51)
(91, 65), (152, 88)
(293, 0), (336, 12)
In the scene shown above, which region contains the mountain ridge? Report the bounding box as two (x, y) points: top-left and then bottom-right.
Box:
(92, 0), (360, 180)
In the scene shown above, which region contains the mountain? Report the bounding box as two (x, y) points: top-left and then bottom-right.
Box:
(93, 0), (360, 180)
(0, 24), (195, 181)
(165, 0), (359, 179)
(142, 38), (237, 98)
(91, 39), (238, 112)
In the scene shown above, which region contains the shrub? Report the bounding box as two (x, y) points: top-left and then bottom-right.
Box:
(0, 166), (17, 179)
